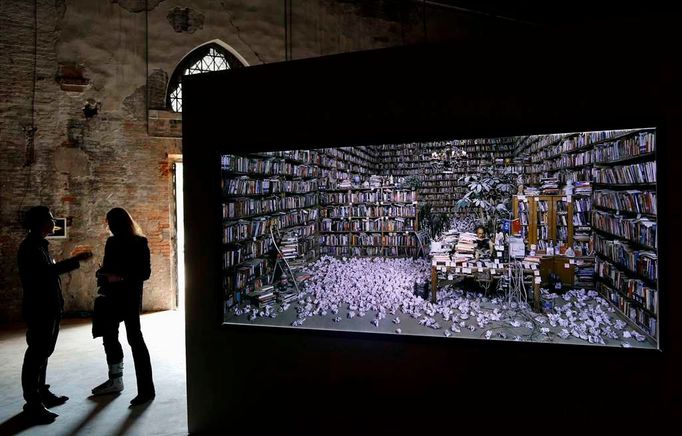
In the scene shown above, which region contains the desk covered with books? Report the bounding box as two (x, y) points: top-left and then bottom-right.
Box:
(430, 257), (543, 312)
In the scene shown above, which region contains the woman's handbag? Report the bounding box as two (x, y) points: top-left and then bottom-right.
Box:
(92, 290), (120, 338)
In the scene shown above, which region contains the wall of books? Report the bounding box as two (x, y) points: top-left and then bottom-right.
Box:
(220, 140), (521, 307)
(378, 139), (516, 215)
(220, 128), (658, 348)
(513, 128), (658, 341)
(220, 145), (420, 307)
(220, 152), (321, 306)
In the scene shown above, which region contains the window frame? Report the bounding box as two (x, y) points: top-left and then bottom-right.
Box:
(166, 43), (245, 112)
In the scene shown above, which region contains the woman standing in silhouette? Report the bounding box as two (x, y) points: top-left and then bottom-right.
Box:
(91, 207), (155, 406)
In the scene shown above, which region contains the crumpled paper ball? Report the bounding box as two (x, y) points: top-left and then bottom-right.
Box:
(235, 256), (653, 348)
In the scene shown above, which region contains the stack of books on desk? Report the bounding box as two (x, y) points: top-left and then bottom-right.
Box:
(431, 252), (451, 267)
(453, 253), (474, 264)
(455, 232), (476, 253)
(452, 232), (476, 263)
(429, 240), (451, 267)
(521, 256), (542, 270)
(523, 255), (541, 264)
(441, 230), (458, 246)
(430, 230), (461, 267)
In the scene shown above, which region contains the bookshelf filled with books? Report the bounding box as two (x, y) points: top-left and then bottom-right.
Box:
(379, 140), (515, 215)
(220, 145), (383, 305)
(512, 195), (576, 253)
(221, 153), (322, 306)
(591, 148), (658, 340)
(515, 129), (655, 187)
(514, 128), (658, 341)
(319, 187), (419, 257)
(571, 182), (593, 255)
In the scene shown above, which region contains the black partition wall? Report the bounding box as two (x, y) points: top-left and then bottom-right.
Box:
(182, 30), (680, 432)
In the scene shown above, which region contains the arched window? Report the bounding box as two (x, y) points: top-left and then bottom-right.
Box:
(167, 43), (245, 112)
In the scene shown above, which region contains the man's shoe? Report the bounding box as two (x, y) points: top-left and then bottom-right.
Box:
(23, 402), (58, 424)
(40, 386), (69, 407)
(129, 392), (155, 406)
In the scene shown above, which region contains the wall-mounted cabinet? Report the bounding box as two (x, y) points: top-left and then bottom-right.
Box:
(513, 195), (574, 251)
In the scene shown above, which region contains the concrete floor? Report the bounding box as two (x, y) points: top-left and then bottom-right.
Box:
(0, 311), (187, 436)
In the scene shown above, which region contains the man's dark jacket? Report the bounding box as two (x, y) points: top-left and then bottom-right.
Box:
(17, 232), (80, 321)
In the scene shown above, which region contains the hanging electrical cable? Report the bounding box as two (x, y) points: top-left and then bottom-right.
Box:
(145, 0), (149, 133)
(24, 0), (38, 167)
(17, 0), (39, 223)
(283, 0), (292, 61)
(422, 0), (427, 43)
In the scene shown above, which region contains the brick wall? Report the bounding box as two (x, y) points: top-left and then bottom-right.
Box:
(0, 0), (483, 322)
(1, 0), (68, 321)
(0, 0), (179, 321)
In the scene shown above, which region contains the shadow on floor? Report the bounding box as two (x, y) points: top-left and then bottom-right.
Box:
(0, 411), (46, 436)
(113, 401), (152, 436)
(63, 394), (120, 435)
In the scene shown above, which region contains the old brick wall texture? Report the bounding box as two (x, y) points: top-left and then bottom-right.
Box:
(0, 0), (478, 322)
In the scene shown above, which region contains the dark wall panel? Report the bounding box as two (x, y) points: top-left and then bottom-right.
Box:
(183, 28), (680, 432)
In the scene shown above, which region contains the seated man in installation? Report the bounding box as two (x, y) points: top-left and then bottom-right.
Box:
(474, 225), (495, 260)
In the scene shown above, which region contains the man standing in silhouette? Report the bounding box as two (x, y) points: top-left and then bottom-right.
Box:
(17, 206), (93, 423)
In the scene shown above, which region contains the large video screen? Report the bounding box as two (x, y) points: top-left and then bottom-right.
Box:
(220, 128), (658, 349)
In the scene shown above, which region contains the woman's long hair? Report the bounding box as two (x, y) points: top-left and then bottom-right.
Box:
(106, 207), (145, 237)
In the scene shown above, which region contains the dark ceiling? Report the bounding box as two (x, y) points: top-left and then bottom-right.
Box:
(425, 0), (670, 25)
(335, 0), (674, 33)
